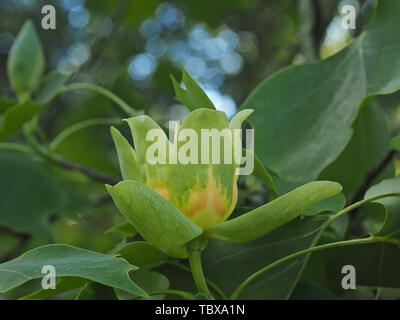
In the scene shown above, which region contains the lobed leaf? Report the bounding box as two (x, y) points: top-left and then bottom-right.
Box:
(0, 244), (147, 297)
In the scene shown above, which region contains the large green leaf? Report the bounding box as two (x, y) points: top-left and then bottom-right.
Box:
(202, 215), (329, 299)
(326, 242), (400, 289)
(106, 180), (202, 251)
(0, 150), (61, 238)
(320, 102), (391, 198)
(0, 244), (147, 297)
(246, 148), (278, 196)
(363, 176), (400, 237)
(105, 221), (138, 238)
(116, 241), (170, 268)
(205, 181), (342, 242)
(302, 193), (345, 217)
(129, 269), (170, 300)
(240, 0), (400, 192)
(20, 277), (87, 300)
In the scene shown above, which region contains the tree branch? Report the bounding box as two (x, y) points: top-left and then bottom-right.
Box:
(349, 149), (397, 205)
(55, 158), (119, 185)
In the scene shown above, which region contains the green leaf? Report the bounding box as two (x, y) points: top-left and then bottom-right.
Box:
(0, 71), (68, 140)
(75, 282), (118, 300)
(0, 150), (61, 238)
(130, 269), (169, 300)
(20, 277), (87, 300)
(0, 97), (17, 114)
(51, 95), (120, 175)
(320, 102), (391, 198)
(303, 193), (346, 217)
(0, 244), (147, 297)
(205, 181), (342, 242)
(171, 68), (215, 111)
(240, 0), (400, 192)
(202, 216), (329, 299)
(363, 176), (400, 237)
(106, 180), (203, 251)
(0, 99), (45, 140)
(247, 148), (278, 196)
(105, 221), (138, 238)
(34, 70), (70, 103)
(116, 241), (170, 268)
(110, 126), (143, 182)
(391, 135), (400, 152)
(7, 20), (44, 95)
(326, 242), (400, 288)
(291, 282), (337, 300)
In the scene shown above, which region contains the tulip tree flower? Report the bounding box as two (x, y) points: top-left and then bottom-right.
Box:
(106, 70), (342, 299)
(106, 108), (253, 256)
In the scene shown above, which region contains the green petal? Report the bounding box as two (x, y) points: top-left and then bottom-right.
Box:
(166, 109), (237, 227)
(229, 109), (253, 129)
(124, 115), (170, 166)
(106, 180), (202, 250)
(205, 181), (342, 242)
(110, 127), (143, 182)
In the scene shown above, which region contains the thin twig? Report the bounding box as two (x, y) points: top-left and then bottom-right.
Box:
(349, 149), (396, 205)
(56, 158), (119, 185)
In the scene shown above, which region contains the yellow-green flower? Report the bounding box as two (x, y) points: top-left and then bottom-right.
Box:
(106, 108), (252, 256)
(110, 107), (252, 224)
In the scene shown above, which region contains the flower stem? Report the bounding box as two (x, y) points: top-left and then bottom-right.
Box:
(166, 260), (228, 299)
(187, 238), (214, 300)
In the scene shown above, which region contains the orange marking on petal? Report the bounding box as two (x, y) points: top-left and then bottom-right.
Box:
(152, 185), (170, 201)
(212, 188), (229, 217)
(181, 188), (208, 217)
